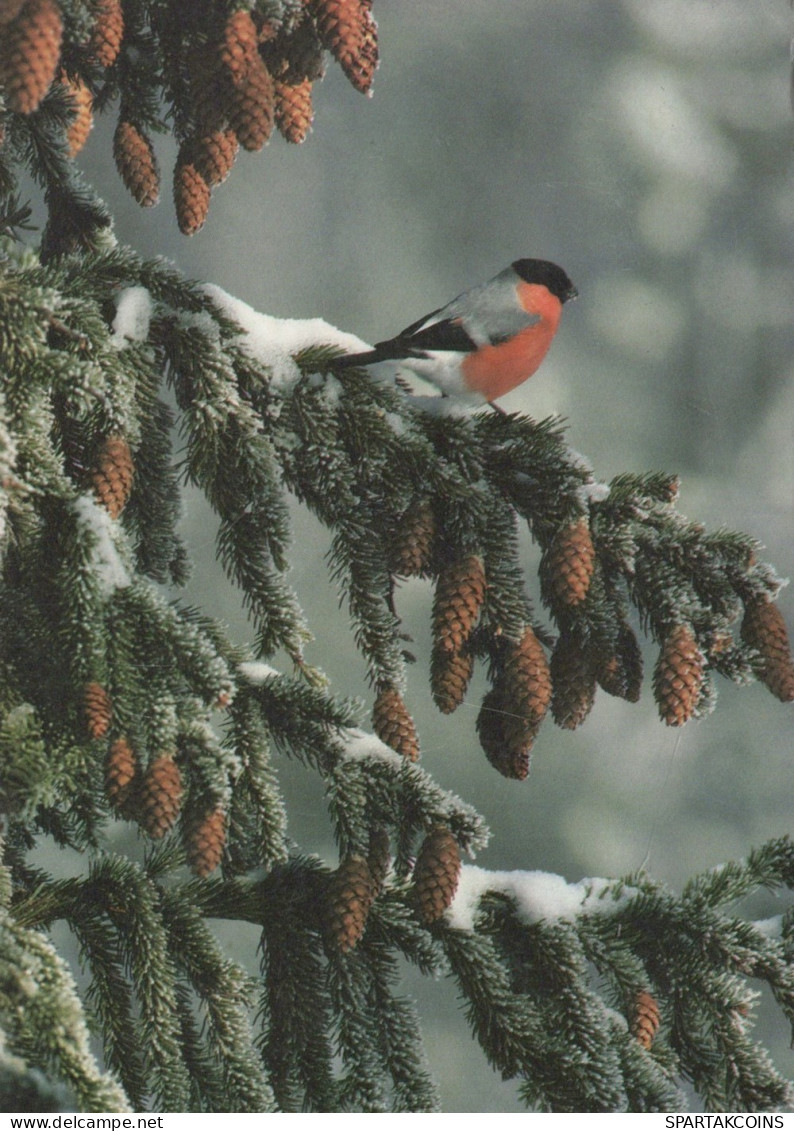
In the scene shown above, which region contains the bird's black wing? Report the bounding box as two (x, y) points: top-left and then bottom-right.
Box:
(334, 316), (477, 367)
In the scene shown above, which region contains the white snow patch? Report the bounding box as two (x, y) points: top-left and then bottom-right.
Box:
(446, 865), (625, 932)
(73, 495), (131, 595)
(752, 915), (783, 940)
(203, 284), (370, 390)
(577, 480), (611, 506)
(111, 286), (152, 347)
(238, 661), (282, 684)
(339, 727), (403, 768)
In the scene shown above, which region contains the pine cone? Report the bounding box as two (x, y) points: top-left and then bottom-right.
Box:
(104, 736), (136, 810)
(194, 128), (239, 187)
(411, 827), (461, 925)
(503, 626), (552, 727)
(430, 644), (474, 714)
(389, 499), (435, 577)
(653, 623), (704, 726)
(187, 41), (230, 135)
(138, 755), (182, 839)
(219, 8), (259, 88)
(91, 434), (134, 519)
(83, 680), (112, 739)
(550, 633), (596, 729)
(228, 52), (274, 151)
(367, 826), (390, 898)
(323, 852), (374, 953)
(174, 156), (210, 235)
(432, 554), (486, 655)
(631, 990), (661, 1050)
(372, 684), (419, 761)
(60, 72), (93, 156)
(740, 598), (794, 703)
(85, 0), (123, 68)
(312, 0), (378, 94)
(476, 686), (535, 780)
(0, 0), (63, 115)
(596, 620), (643, 702)
(544, 518), (595, 608)
(274, 75), (313, 143)
(186, 806), (227, 877)
(113, 120), (160, 207)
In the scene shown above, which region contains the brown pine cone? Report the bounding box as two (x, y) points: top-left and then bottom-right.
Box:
(596, 620), (643, 702)
(187, 41), (230, 136)
(104, 736), (136, 810)
(138, 755), (182, 839)
(432, 554), (486, 655)
(550, 633), (596, 730)
(85, 0), (123, 68)
(0, 0), (63, 115)
(59, 72), (93, 156)
(544, 517), (595, 608)
(367, 826), (390, 898)
(740, 598), (794, 703)
(174, 155), (210, 236)
(653, 623), (703, 726)
(372, 684), (419, 761)
(389, 499), (435, 577)
(194, 128), (239, 187)
(186, 806), (227, 878)
(84, 681), (112, 739)
(228, 52), (274, 151)
(312, 0), (378, 95)
(631, 990), (661, 1050)
(323, 852), (374, 953)
(430, 644), (474, 715)
(91, 434), (134, 519)
(476, 685), (536, 780)
(503, 626), (552, 728)
(411, 827), (461, 925)
(274, 75), (313, 143)
(113, 120), (160, 207)
(219, 7), (259, 87)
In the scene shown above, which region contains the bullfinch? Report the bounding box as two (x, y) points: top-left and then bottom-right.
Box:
(334, 258), (577, 403)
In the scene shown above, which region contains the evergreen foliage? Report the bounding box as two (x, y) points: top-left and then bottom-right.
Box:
(0, 0), (793, 1114)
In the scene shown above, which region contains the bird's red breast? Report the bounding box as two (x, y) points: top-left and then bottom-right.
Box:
(460, 281), (563, 401)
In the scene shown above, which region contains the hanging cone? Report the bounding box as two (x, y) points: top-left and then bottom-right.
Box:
(228, 52), (274, 151)
(113, 120), (160, 207)
(476, 686), (536, 780)
(323, 852), (374, 953)
(104, 736), (136, 811)
(596, 620), (643, 702)
(59, 72), (93, 156)
(83, 681), (112, 739)
(85, 0), (123, 67)
(740, 598), (794, 703)
(550, 633), (596, 730)
(389, 498), (435, 577)
(0, 0), (63, 115)
(219, 7), (259, 87)
(503, 626), (552, 728)
(187, 40), (229, 135)
(274, 74), (313, 143)
(631, 990), (661, 1050)
(367, 826), (390, 898)
(430, 644), (474, 715)
(411, 827), (461, 925)
(194, 128), (239, 187)
(372, 684), (419, 761)
(312, 0), (378, 94)
(186, 806), (227, 877)
(653, 623), (703, 726)
(174, 155), (210, 235)
(432, 554), (486, 655)
(544, 517), (595, 608)
(138, 755), (182, 839)
(91, 434), (134, 519)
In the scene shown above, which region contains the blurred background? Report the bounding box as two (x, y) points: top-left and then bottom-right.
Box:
(41, 0), (794, 1111)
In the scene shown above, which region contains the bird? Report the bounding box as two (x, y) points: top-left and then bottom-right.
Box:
(334, 258), (577, 404)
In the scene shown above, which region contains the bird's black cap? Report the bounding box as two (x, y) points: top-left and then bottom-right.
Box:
(512, 258), (578, 303)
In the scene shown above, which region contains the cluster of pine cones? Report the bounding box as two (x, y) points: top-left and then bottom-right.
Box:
(0, 0), (377, 234)
(373, 499), (794, 781)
